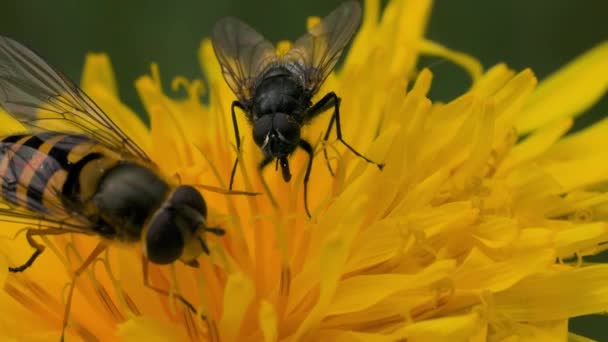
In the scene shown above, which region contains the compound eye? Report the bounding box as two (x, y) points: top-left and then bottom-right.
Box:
(273, 113), (300, 142)
(171, 185), (207, 220)
(145, 209), (184, 264)
(253, 115), (273, 147)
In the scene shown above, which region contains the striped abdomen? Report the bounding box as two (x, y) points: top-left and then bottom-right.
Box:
(0, 132), (113, 217)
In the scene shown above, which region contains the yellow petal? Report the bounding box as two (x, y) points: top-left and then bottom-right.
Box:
(546, 117), (608, 160)
(258, 300), (277, 342)
(568, 332), (598, 342)
(419, 39), (483, 82)
(384, 0), (433, 76)
(344, 220), (402, 273)
(517, 42), (608, 133)
(389, 311), (484, 341)
(498, 118), (572, 175)
(472, 63), (515, 97)
(117, 316), (187, 341)
(319, 329), (392, 342)
(81, 53), (118, 96)
(328, 260), (456, 316)
(494, 265), (608, 320)
(554, 222), (608, 258)
(454, 248), (554, 292)
(81, 54), (151, 156)
(136, 75), (188, 170)
(219, 272), (255, 342)
(503, 320), (568, 341)
(543, 155), (608, 192)
(292, 230), (350, 341)
(473, 217), (519, 249)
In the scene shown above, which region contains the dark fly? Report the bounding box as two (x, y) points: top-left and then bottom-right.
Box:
(212, 0), (384, 217)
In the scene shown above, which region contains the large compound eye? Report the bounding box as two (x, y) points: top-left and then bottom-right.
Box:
(273, 113), (300, 143)
(253, 115), (273, 147)
(171, 185), (207, 220)
(145, 209), (184, 264)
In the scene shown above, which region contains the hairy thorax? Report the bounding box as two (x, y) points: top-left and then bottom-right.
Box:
(252, 67), (307, 118)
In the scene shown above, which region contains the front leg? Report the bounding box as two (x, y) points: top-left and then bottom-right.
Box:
(229, 101), (246, 190)
(299, 140), (314, 218)
(308, 92), (385, 174)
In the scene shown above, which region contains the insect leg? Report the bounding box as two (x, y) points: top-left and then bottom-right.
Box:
(257, 156), (279, 209)
(141, 255), (204, 318)
(299, 140), (314, 218)
(229, 101), (246, 190)
(322, 114), (337, 176)
(313, 92), (385, 172)
(8, 227), (73, 273)
(306, 91), (339, 175)
(61, 242), (108, 342)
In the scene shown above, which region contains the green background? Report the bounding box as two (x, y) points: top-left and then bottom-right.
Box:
(1, 0), (607, 339)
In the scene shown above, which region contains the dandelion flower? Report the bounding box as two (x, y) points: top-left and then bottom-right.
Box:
(1, 0), (608, 341)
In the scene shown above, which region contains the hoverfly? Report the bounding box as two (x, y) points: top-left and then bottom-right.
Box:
(0, 36), (252, 340)
(212, 0), (384, 217)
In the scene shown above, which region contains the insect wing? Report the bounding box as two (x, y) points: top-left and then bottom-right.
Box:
(283, 0), (362, 94)
(211, 17), (278, 104)
(0, 137), (93, 232)
(0, 36), (150, 162)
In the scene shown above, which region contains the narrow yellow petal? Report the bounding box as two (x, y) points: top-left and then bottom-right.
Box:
(473, 217), (519, 249)
(117, 316), (187, 341)
(543, 155), (608, 192)
(517, 42), (608, 134)
(343, 0), (380, 69)
(472, 63), (515, 97)
(219, 272), (254, 342)
(498, 118), (572, 175)
(293, 231), (349, 341)
(344, 220), (402, 273)
(569, 332), (598, 342)
(389, 311), (484, 341)
(546, 117), (608, 160)
(81, 54), (151, 155)
(136, 75), (188, 169)
(454, 248), (555, 292)
(258, 301), (277, 342)
(494, 265), (608, 320)
(328, 260), (456, 316)
(504, 320), (568, 342)
(386, 0), (433, 76)
(81, 53), (118, 96)
(419, 39), (483, 82)
(509, 228), (555, 254)
(554, 222), (608, 258)
(319, 329), (392, 342)
(493, 69), (537, 134)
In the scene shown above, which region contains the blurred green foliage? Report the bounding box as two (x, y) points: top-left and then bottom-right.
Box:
(1, 0), (607, 339)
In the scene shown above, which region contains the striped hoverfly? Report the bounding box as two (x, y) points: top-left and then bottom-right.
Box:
(0, 36), (252, 340)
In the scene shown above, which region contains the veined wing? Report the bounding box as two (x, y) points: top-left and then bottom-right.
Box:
(283, 1), (362, 94)
(0, 36), (151, 163)
(211, 17), (278, 105)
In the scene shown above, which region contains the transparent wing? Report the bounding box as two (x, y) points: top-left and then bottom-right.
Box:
(0, 36), (151, 162)
(0, 140), (94, 233)
(283, 0), (362, 94)
(211, 17), (278, 104)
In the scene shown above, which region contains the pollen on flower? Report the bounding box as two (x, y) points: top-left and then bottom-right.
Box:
(0, 0), (607, 341)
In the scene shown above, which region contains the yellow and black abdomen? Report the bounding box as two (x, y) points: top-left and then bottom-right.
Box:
(0, 132), (170, 242)
(0, 132), (95, 215)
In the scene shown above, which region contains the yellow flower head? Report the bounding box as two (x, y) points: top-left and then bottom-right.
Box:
(1, 0), (608, 341)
